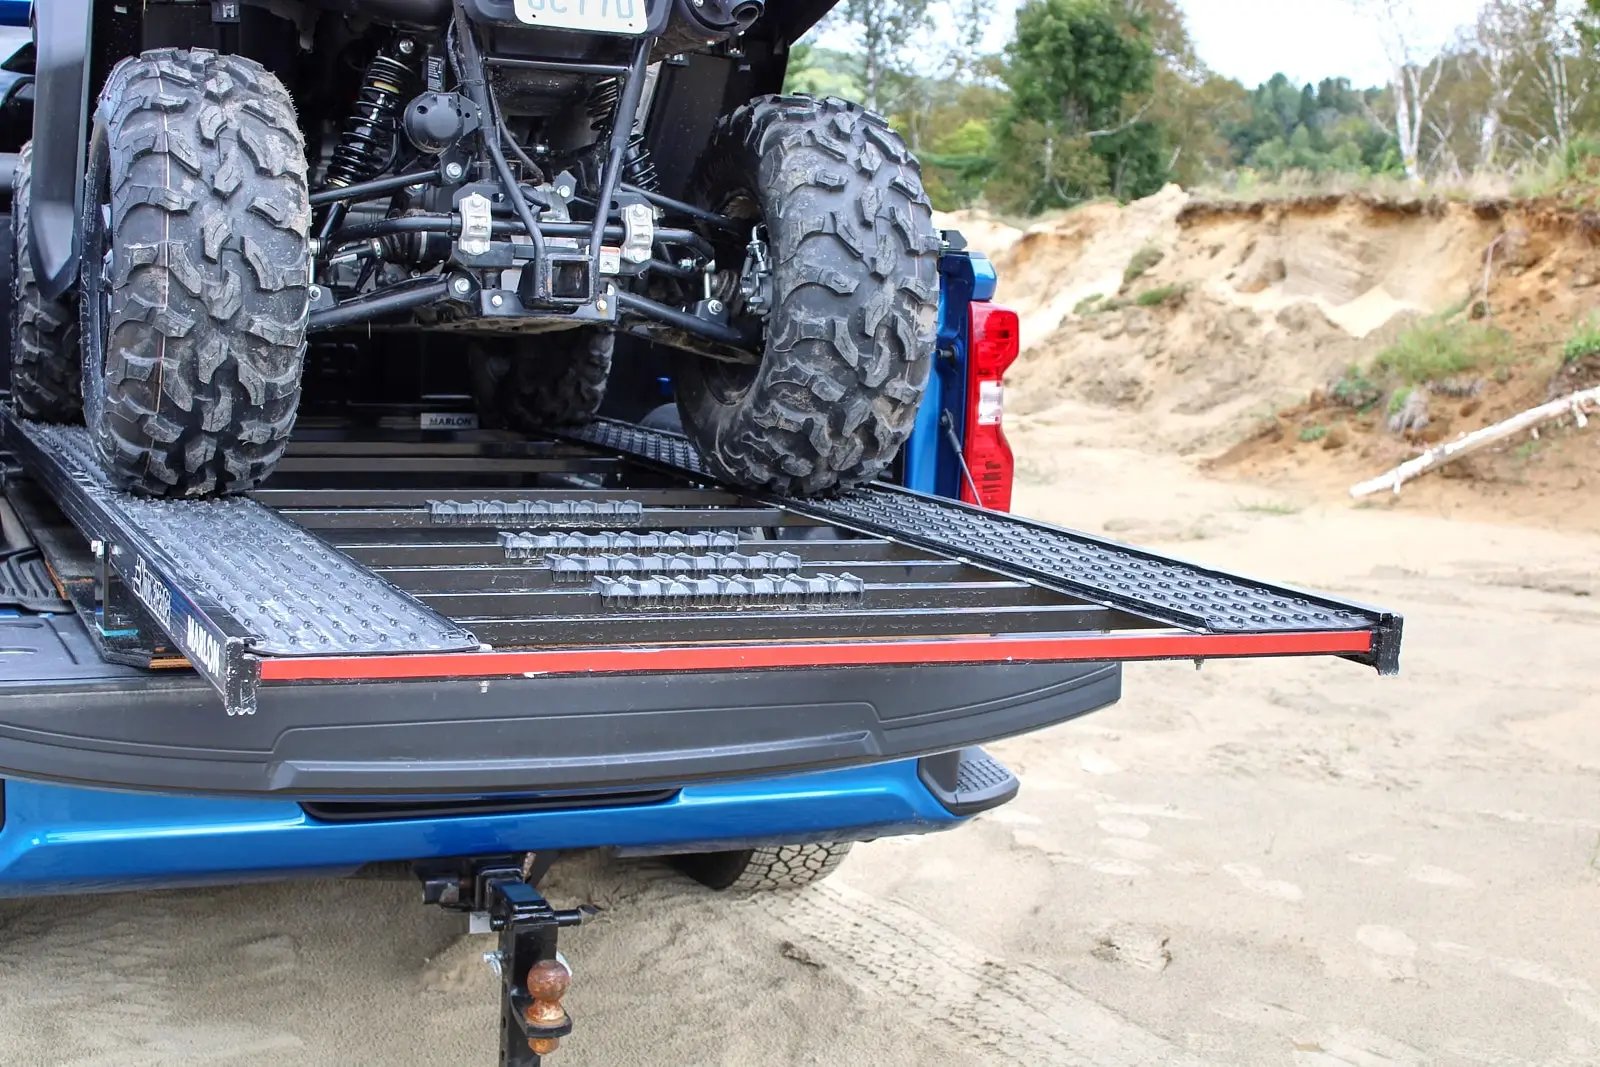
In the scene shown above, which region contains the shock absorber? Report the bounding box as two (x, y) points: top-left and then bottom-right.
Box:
(324, 50), (414, 188)
(586, 77), (658, 190)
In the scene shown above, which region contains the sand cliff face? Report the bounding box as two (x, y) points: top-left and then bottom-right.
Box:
(940, 188), (1600, 530)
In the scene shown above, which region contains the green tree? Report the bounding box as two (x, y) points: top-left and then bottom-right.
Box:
(1151, 68), (1250, 185)
(920, 118), (997, 208)
(782, 44), (865, 98)
(1583, 0), (1600, 52)
(1218, 73), (1400, 179)
(826, 0), (933, 113)
(990, 0), (1166, 212)
(1118, 0), (1195, 72)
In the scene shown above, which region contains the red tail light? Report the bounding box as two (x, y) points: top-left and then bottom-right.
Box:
(962, 303), (1019, 511)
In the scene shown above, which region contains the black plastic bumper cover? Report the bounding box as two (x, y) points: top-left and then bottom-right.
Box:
(0, 613), (1119, 798)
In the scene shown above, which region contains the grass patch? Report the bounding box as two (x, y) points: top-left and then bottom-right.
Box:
(1387, 385), (1414, 416)
(1511, 138), (1600, 200)
(1565, 314), (1600, 364)
(1191, 167), (1510, 204)
(1298, 425), (1329, 443)
(1372, 315), (1514, 384)
(1073, 293), (1105, 316)
(1236, 500), (1301, 516)
(1135, 284), (1188, 308)
(1123, 246), (1164, 286)
(1330, 365), (1382, 411)
(1512, 437), (1545, 461)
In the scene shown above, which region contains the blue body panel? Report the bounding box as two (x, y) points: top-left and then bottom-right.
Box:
(0, 1), (27, 28)
(0, 763), (960, 897)
(969, 252), (998, 302)
(903, 249), (992, 500)
(0, 249), (993, 897)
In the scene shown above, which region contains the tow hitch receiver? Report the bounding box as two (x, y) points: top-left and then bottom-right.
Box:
(420, 858), (596, 1066)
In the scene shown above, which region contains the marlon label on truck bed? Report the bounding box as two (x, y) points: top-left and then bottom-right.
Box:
(184, 615), (224, 681)
(420, 412), (479, 431)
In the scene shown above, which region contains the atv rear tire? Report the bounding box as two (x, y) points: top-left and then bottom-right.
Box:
(11, 142), (82, 422)
(675, 95), (940, 496)
(81, 50), (310, 497)
(675, 842), (853, 892)
(468, 329), (613, 432)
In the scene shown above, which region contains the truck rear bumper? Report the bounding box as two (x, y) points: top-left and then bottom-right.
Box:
(0, 613), (1119, 797)
(0, 758), (975, 898)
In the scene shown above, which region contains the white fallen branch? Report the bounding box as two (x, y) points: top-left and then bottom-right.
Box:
(1350, 385), (1600, 498)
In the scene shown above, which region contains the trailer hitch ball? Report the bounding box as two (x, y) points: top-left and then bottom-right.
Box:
(524, 957), (573, 1053)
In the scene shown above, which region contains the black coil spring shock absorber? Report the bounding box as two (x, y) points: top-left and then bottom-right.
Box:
(586, 77), (658, 190)
(324, 51), (414, 188)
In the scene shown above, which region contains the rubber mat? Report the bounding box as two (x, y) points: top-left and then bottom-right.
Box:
(0, 547), (71, 614)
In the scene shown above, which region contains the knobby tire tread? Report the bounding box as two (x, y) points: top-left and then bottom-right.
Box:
(88, 49), (310, 497)
(11, 141), (83, 422)
(677, 95), (941, 496)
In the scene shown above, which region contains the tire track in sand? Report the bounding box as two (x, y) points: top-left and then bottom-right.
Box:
(755, 879), (1218, 1067)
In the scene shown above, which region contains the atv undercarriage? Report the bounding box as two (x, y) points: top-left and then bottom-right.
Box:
(13, 0), (940, 498)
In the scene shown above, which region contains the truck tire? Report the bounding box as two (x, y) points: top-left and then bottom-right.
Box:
(675, 842), (853, 892)
(11, 142), (82, 423)
(80, 50), (310, 497)
(676, 95), (940, 496)
(468, 328), (612, 432)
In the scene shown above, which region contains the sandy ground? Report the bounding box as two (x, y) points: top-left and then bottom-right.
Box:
(3, 409), (1599, 1066)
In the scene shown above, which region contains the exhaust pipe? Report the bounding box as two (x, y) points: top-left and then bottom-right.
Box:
(672, 0), (763, 35)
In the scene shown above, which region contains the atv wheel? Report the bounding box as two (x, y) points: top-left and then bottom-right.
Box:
(675, 842), (853, 892)
(468, 328), (613, 432)
(637, 402), (683, 433)
(11, 142), (82, 422)
(81, 50), (310, 497)
(675, 95), (940, 496)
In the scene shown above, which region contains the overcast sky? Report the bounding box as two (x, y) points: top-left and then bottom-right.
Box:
(1183, 0), (1484, 88)
(0, 2), (1489, 94)
(817, 0), (1492, 92)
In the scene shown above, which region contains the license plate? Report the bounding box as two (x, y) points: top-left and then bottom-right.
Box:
(512, 0), (648, 34)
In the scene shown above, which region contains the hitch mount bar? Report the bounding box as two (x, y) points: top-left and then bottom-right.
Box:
(419, 856), (597, 1066)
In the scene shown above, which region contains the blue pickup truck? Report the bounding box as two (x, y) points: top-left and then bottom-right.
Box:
(0, 244), (1027, 902)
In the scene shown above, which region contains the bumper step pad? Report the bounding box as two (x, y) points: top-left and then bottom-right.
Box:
(0, 547), (70, 614)
(918, 747), (1021, 817)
